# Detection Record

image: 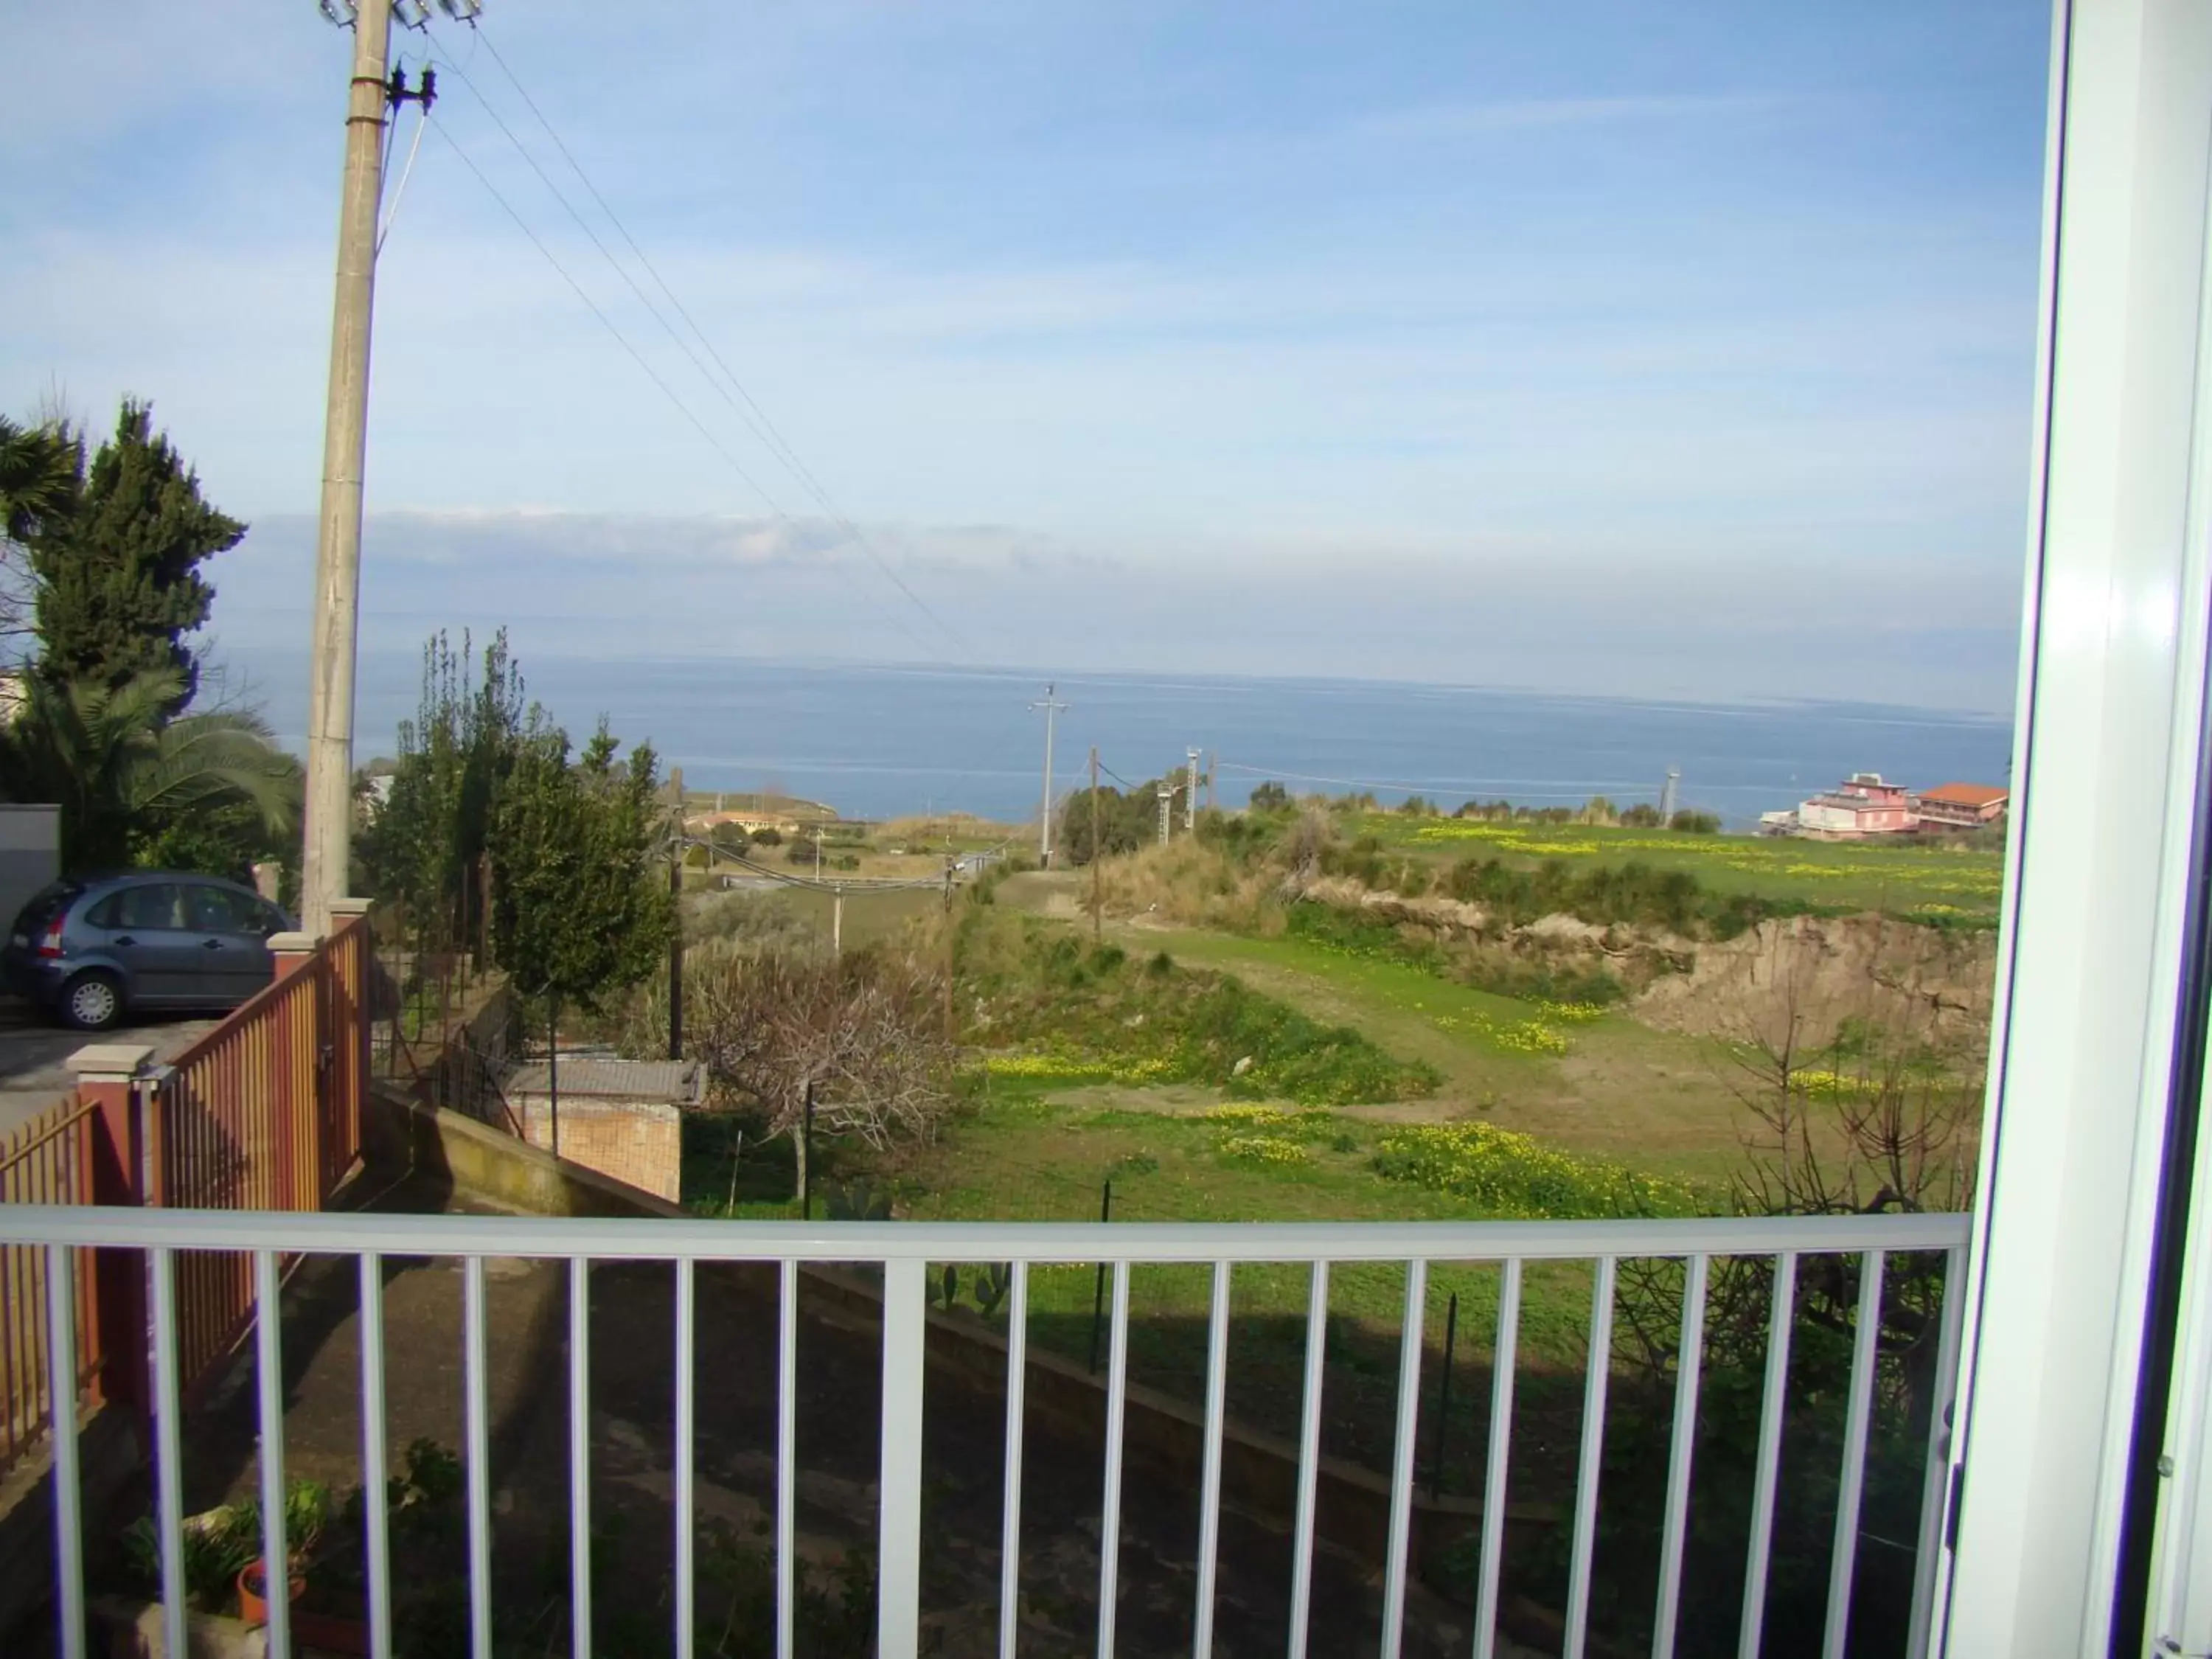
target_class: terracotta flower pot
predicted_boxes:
[235,1562,305,1628]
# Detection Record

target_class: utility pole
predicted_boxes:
[813,827,823,881]
[942,854,957,1041]
[1030,684,1068,866]
[1090,747,1102,944]
[667,767,684,1060]
[302,0,407,937]
[1158,780,1174,846]
[1186,748,1200,832]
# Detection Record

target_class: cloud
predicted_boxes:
[200,509,2024,712]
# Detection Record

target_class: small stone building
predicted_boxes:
[503,1057,704,1203]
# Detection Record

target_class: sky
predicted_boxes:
[0,1,2052,712]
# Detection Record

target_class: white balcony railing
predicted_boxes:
[1,1205,1970,1659]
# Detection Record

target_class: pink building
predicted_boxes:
[1796,772,1918,838]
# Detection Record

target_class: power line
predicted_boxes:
[428,119,787,515]
[425,118,951,667]
[430,18,979,667]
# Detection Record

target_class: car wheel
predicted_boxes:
[60,972,122,1032]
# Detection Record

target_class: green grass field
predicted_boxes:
[684,1074,1607,1495]
[1141,925,1781,1187]
[1350,815,2004,922]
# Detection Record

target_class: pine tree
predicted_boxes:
[27,400,244,714]
[490,719,675,1137]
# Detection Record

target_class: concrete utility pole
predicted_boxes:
[1089,746,1102,944]
[667,768,685,1061]
[1030,684,1068,866]
[1158,780,1174,846]
[301,0,398,938]
[1186,748,1200,832]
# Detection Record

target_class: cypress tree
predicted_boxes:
[28,400,244,714]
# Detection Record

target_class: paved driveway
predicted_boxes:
[0,998,222,1139]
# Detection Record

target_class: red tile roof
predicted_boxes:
[1919,783,2008,807]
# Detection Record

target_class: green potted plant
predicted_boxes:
[237,1479,330,1629]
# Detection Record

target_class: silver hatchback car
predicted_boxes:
[3,872,294,1031]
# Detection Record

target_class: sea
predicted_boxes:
[218,647,2014,831]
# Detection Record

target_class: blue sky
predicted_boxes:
[0,1,2051,709]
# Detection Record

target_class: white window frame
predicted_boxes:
[1941,1,2212,1651]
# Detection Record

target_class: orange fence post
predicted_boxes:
[63,1044,153,1421]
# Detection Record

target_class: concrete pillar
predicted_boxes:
[268,931,321,983]
[65,1044,154,1416]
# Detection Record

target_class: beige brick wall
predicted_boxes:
[513,1094,681,1203]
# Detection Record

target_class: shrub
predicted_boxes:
[1372,1121,1696,1218]
[1217,1134,1315,1167]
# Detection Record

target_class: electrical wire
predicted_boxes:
[377,103,431,253]
[421,120,972,667]
[429,18,980,667]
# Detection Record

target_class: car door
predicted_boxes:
[182,883,276,1007]
[87,882,196,1004]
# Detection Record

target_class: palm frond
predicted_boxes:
[125,710,301,834]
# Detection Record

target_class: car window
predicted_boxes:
[97,884,186,932]
[11,880,83,935]
[189,885,248,932]
[185,884,266,933]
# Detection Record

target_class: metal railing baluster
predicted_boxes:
[878,1257,927,1658]
[254,1248,291,1659]
[46,1243,85,1659]
[360,1251,394,1659]
[150,1247,187,1659]
[778,1257,798,1659]
[675,1256,696,1659]
[1564,1256,1618,1659]
[1193,1259,1231,1658]
[999,1259,1031,1659]
[1382,1258,1430,1659]
[1740,1251,1799,1659]
[1653,1253,1709,1659]
[1096,1259,1132,1659]
[465,1254,493,1658]
[1474,1257,1522,1659]
[1823,1251,1888,1659]
[1287,1258,1329,1659]
[571,1257,594,1659]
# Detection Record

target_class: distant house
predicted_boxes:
[1919,782,2009,832]
[687,809,803,838]
[1795,773,1918,839]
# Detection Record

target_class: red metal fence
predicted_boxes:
[0,1102,99,1473]
[0,911,372,1473]
[149,913,369,1400]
